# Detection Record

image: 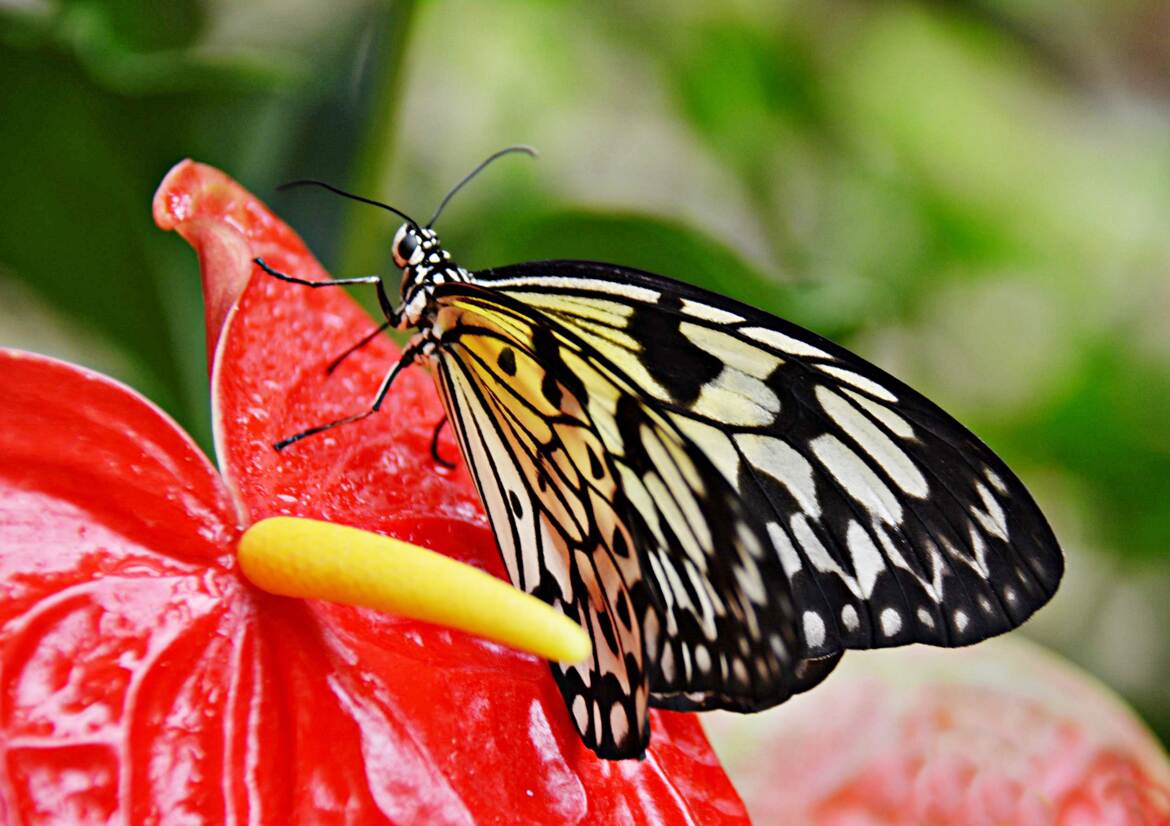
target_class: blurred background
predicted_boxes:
[2,0,1168,763]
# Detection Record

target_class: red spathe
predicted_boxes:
[0,161,747,824]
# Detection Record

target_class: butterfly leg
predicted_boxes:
[253,257,398,324]
[325,320,393,375]
[429,417,456,469]
[273,340,423,451]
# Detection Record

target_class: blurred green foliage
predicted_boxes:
[2,0,1169,744]
[0,0,411,441]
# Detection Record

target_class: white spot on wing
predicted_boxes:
[842,388,915,439]
[609,704,630,746]
[680,299,744,324]
[646,552,677,634]
[820,365,898,402]
[684,560,720,639]
[846,520,886,598]
[742,326,834,359]
[873,524,923,594]
[674,417,740,484]
[973,482,1010,541]
[572,695,588,732]
[641,426,712,555]
[539,293,636,324]
[659,644,676,681]
[486,274,661,303]
[680,322,778,378]
[735,561,768,605]
[791,514,861,598]
[967,523,992,577]
[810,434,903,524]
[767,522,803,575]
[737,434,821,518]
[985,465,1008,495]
[644,472,706,567]
[880,608,903,636]
[803,611,826,648]
[659,552,694,616]
[693,367,779,426]
[619,465,665,548]
[732,658,750,687]
[736,521,767,561]
[841,604,860,632]
[816,385,928,497]
[695,644,712,674]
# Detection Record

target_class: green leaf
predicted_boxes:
[0,2,415,450]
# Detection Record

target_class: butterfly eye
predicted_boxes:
[392,226,420,268]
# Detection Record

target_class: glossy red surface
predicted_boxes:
[0,161,748,823]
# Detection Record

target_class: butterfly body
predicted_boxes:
[362,218,1063,759]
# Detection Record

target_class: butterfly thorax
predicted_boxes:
[392,224,470,329]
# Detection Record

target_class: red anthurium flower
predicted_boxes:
[0,161,748,823]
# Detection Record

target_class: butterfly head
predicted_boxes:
[391,222,428,270]
[391,222,467,328]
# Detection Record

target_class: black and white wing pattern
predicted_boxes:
[429,284,843,758]
[425,260,1062,759]
[469,262,1063,660]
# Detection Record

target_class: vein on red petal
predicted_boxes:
[326,673,477,826]
[242,594,419,822]
[122,590,242,823]
[0,571,242,822]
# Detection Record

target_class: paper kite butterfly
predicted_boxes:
[259,146,1064,760]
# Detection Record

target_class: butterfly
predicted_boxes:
[260,146,1064,760]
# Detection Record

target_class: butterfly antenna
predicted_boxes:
[427,144,538,228]
[277,179,420,230]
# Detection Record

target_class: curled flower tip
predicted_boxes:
[238,517,592,664]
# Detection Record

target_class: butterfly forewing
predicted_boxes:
[470,261,1063,659]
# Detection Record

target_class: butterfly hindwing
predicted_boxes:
[431,295,655,757]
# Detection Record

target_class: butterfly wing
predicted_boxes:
[429,284,841,757]
[471,261,1064,665]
